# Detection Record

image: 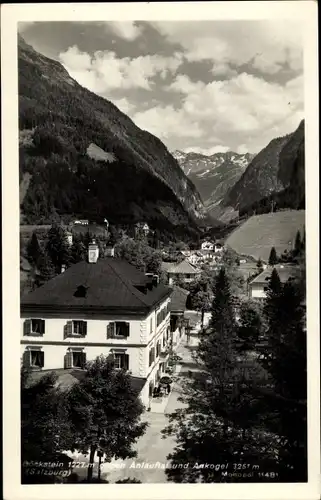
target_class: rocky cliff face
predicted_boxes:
[173,150,253,207]
[18,35,205,235]
[208,120,305,220]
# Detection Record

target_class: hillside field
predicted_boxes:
[225,210,305,262]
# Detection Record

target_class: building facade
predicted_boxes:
[21,242,173,407]
[249,264,301,300]
[201,241,214,251]
[161,259,201,286]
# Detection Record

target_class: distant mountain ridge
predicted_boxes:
[18,35,207,239]
[173,150,254,207]
[218,120,305,220]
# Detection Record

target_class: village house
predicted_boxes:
[186,251,201,267]
[201,241,214,251]
[161,259,201,286]
[73,219,89,226]
[248,264,301,300]
[214,241,224,254]
[135,222,150,239]
[20,240,173,407]
[197,240,224,265]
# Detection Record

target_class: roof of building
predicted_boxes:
[26,368,146,394]
[165,259,201,274]
[21,258,172,313]
[160,261,176,272]
[169,286,190,312]
[250,265,301,285]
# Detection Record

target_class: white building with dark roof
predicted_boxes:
[249,265,301,300]
[161,259,201,285]
[20,241,173,407]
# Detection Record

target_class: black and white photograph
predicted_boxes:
[2,2,319,499]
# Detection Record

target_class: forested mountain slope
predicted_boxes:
[18,35,206,239]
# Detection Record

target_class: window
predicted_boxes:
[113,353,129,370]
[64,350,86,369]
[23,349,44,369]
[150,318,153,334]
[185,274,191,279]
[23,319,45,336]
[156,341,161,357]
[73,351,86,368]
[73,321,87,335]
[107,322,130,339]
[64,320,87,338]
[149,347,155,366]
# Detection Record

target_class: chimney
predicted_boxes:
[88,239,99,263]
[152,274,159,287]
[145,273,154,291]
[61,264,66,273]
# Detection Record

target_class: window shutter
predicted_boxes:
[67,321,73,336]
[107,323,115,339]
[23,320,32,336]
[23,350,31,367]
[39,351,45,368]
[80,352,87,368]
[124,354,129,371]
[125,322,130,337]
[64,351,73,369]
[40,320,45,335]
[106,352,115,365]
[82,322,87,337]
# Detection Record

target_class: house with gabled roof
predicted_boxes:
[161,259,201,286]
[249,264,301,300]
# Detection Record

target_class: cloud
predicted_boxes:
[236,144,249,154]
[59,46,184,92]
[104,21,144,41]
[151,20,303,75]
[162,71,303,153]
[132,105,204,139]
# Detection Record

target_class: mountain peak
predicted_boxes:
[173,150,254,206]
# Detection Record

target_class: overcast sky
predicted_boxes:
[19,21,304,155]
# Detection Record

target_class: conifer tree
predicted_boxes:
[294,230,302,256]
[45,224,71,273]
[237,302,262,352]
[256,257,264,273]
[268,246,278,266]
[36,252,56,286]
[260,279,307,481]
[163,268,273,482]
[26,232,42,266]
[70,236,86,264]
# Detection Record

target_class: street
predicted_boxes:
[65,314,202,483]
[101,334,200,483]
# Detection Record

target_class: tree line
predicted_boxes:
[21,356,147,484]
[22,224,166,294]
[163,261,306,482]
